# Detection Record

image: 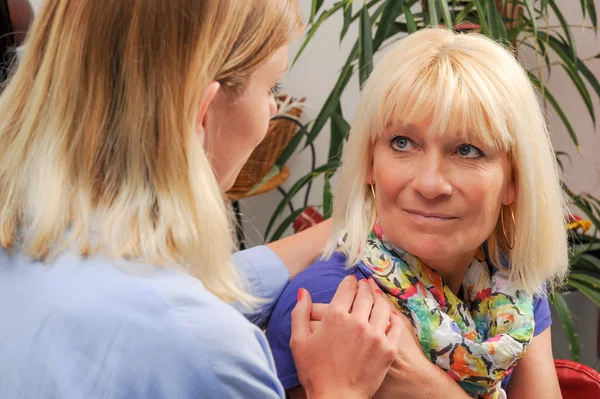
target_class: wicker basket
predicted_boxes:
[227,95,305,195]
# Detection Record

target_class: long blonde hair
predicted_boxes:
[325,28,569,295]
[0,0,302,304]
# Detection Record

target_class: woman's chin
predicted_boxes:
[392,234,455,261]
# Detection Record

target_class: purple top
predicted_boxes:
[266,252,552,392]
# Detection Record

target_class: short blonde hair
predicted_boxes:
[325,28,568,295]
[0,0,302,304]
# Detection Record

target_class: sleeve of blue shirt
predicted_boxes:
[265,252,553,391]
[231,246,290,329]
[266,252,356,390]
[144,266,287,399]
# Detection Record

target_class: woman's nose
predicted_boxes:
[410,154,452,200]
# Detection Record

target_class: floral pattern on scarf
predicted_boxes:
[356,230,535,398]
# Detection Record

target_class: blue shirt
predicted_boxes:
[0,246,289,398]
[266,252,552,392]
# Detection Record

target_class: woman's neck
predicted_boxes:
[419,251,476,295]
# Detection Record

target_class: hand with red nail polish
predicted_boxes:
[290,275,402,399]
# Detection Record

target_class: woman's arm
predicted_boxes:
[506,328,561,398]
[231,220,332,327]
[267,219,332,279]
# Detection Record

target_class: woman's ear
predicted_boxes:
[366,169,374,185]
[366,152,375,185]
[503,177,517,206]
[196,81,221,142]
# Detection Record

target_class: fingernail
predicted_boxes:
[375,289,384,295]
[297,288,304,302]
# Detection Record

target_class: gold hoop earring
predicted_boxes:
[501,206,516,250]
[370,184,376,200]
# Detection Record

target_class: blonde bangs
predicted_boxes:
[371,51,514,154]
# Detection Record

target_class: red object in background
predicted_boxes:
[293,206,324,233]
[555,359,600,398]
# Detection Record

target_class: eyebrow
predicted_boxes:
[384,122,421,135]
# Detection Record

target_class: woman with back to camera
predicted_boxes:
[267,28,568,399]
[0,1,403,398]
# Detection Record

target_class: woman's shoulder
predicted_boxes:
[266,251,359,348]
[0,249,281,397]
[280,251,358,302]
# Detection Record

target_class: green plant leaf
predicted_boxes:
[455,2,475,25]
[580,198,600,227]
[404,4,417,33]
[323,174,334,219]
[549,0,577,63]
[359,4,375,88]
[341,2,354,42]
[567,273,600,307]
[523,0,538,36]
[571,241,600,261]
[373,0,405,50]
[577,58,600,104]
[293,2,346,66]
[541,0,550,14]
[329,102,350,162]
[347,0,385,25]
[304,48,357,148]
[528,72,580,150]
[567,274,600,308]
[487,0,508,41]
[265,162,340,240]
[580,254,600,273]
[310,0,326,24]
[587,0,598,30]
[541,32,600,104]
[560,65,596,126]
[580,0,587,19]
[537,40,552,79]
[472,0,489,34]
[550,293,580,362]
[428,0,439,26]
[275,122,309,167]
[438,0,453,28]
[269,207,308,242]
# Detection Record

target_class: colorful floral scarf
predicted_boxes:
[356,228,535,399]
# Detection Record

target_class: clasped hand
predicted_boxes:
[291,276,457,399]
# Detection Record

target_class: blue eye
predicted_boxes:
[457,144,483,158]
[391,136,413,151]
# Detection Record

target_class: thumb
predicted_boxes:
[291,288,313,342]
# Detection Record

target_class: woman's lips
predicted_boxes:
[403,208,458,221]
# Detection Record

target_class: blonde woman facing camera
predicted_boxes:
[0,1,403,398]
[267,28,568,399]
